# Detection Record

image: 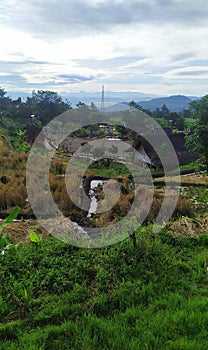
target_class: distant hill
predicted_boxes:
[6,91,199,113]
[138,95,196,112]
[101,95,200,113]
[61,91,159,106]
[102,102,132,113]
[7,90,160,106]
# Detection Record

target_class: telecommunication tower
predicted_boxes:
[101,85,105,113]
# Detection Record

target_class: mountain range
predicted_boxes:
[103,95,199,113]
[7,90,159,107]
[138,95,198,112]
[7,90,199,112]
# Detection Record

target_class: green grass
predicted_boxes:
[185,117,195,127]
[180,161,199,172]
[89,160,132,178]
[183,186,208,215]
[1,226,208,349]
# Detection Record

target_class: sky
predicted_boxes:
[0,0,208,97]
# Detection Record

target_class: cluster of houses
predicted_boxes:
[24,123,198,169]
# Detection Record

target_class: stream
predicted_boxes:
[87,180,103,217]
[0,179,104,247]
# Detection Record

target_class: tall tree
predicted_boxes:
[186,95,208,171]
[160,104,170,118]
[26,90,71,125]
[129,101,152,116]
[165,112,185,131]
[0,88,13,113]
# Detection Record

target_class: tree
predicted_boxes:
[173,115,185,131]
[160,104,170,118]
[90,102,97,111]
[186,95,208,171]
[0,88,6,99]
[75,103,91,125]
[182,108,192,118]
[165,112,185,131]
[98,128,106,138]
[0,88,13,113]
[26,90,71,125]
[129,101,143,109]
[153,107,161,118]
[0,127,13,150]
[76,101,86,107]
[13,129,31,152]
[129,101,152,116]
[72,127,88,137]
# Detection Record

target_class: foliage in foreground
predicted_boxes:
[0,226,208,350]
[187,95,208,172]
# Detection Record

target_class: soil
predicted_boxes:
[1,220,49,244]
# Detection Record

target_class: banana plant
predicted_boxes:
[0,206,20,254]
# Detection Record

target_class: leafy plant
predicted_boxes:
[0,206,20,235]
[29,231,42,245]
[0,206,20,254]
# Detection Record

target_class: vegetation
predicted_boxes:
[0,206,20,254]
[186,95,208,171]
[0,88,71,127]
[0,87,208,349]
[1,223,208,349]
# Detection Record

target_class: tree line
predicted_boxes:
[0,87,208,171]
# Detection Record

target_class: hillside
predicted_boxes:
[138,95,194,112]
[102,95,199,113]
[7,90,159,107]
[101,102,132,113]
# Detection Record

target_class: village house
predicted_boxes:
[24,123,199,169]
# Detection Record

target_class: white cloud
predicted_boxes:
[0,0,208,95]
[165,66,208,79]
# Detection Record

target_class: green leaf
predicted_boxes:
[0,206,20,234]
[0,233,10,250]
[29,231,41,243]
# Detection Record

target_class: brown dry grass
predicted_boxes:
[0,149,81,216]
[94,185,195,227]
[154,173,208,186]
[1,219,49,243]
[0,145,206,241]
[166,214,208,237]
[0,146,28,212]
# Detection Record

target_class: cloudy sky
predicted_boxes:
[0,0,208,96]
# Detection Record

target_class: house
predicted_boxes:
[24,123,199,169]
[24,123,54,150]
[142,128,199,169]
[24,124,42,146]
[123,145,152,165]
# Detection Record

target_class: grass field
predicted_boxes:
[0,145,208,349]
[1,226,208,350]
[0,183,208,349]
